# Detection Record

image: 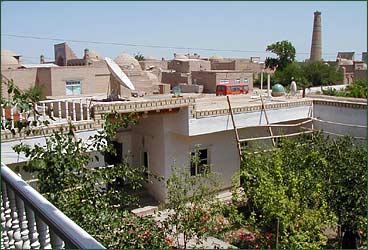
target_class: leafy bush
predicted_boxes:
[322,80,367,98]
[236,133,366,249]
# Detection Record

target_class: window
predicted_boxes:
[66,80,81,95]
[105,141,123,166]
[236,79,241,84]
[230,86,241,92]
[220,79,229,84]
[244,79,249,84]
[190,149,209,176]
[217,85,226,91]
[142,151,149,177]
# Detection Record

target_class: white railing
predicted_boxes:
[1,163,105,249]
[1,98,93,130]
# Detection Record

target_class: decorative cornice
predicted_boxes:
[194,100,313,118]
[93,97,195,114]
[313,99,366,109]
[1,121,96,142]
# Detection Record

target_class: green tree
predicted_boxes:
[162,150,229,248]
[1,80,46,135]
[134,52,145,61]
[301,61,343,87]
[236,133,366,249]
[265,40,296,71]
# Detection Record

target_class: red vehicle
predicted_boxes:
[216,84,249,96]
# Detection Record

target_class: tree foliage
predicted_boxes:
[236,133,366,249]
[322,79,367,99]
[301,61,343,87]
[1,80,47,135]
[163,153,230,248]
[265,40,296,71]
[273,62,309,89]
[134,52,145,61]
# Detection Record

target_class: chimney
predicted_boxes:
[40,55,45,64]
[310,11,322,61]
[84,48,90,64]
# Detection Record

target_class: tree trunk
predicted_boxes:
[302,87,306,98]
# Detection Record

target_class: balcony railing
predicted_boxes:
[1,162,105,249]
[1,97,93,130]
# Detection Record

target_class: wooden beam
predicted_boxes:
[260,95,275,146]
[227,96,243,161]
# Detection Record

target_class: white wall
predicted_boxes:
[188,106,311,136]
[313,103,366,140]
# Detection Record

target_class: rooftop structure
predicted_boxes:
[310,11,322,61]
[1,44,162,99]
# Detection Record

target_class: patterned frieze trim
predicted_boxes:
[1,121,96,142]
[194,100,313,118]
[93,97,195,115]
[313,99,367,109]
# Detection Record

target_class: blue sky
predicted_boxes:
[1,1,367,63]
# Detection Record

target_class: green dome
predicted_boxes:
[272,84,285,97]
[272,84,285,92]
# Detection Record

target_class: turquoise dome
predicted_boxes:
[272,84,285,97]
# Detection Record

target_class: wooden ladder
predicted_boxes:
[226,95,275,162]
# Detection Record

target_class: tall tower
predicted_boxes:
[310,11,322,61]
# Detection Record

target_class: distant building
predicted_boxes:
[191,70,253,93]
[161,54,211,87]
[337,52,355,61]
[1,44,161,99]
[335,51,367,84]
[209,57,263,79]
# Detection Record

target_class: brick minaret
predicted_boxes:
[310,11,322,61]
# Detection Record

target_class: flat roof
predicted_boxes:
[20,63,59,68]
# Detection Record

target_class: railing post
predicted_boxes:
[72,101,77,121]
[58,101,62,122]
[35,215,51,249]
[42,103,47,120]
[10,107,14,129]
[34,103,39,122]
[1,182,10,248]
[7,186,22,248]
[1,106,5,128]
[50,102,54,119]
[80,99,84,121]
[25,205,40,249]
[16,194,31,248]
[65,101,69,121]
[50,229,65,249]
[86,99,90,120]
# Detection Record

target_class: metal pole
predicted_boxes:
[267,74,271,98]
[260,69,264,93]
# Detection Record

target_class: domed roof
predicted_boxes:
[272,84,285,97]
[1,50,18,57]
[88,50,102,61]
[174,54,188,59]
[209,55,224,60]
[1,54,19,66]
[145,72,159,82]
[114,53,141,70]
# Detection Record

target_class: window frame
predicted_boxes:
[190,148,210,176]
[65,80,81,95]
